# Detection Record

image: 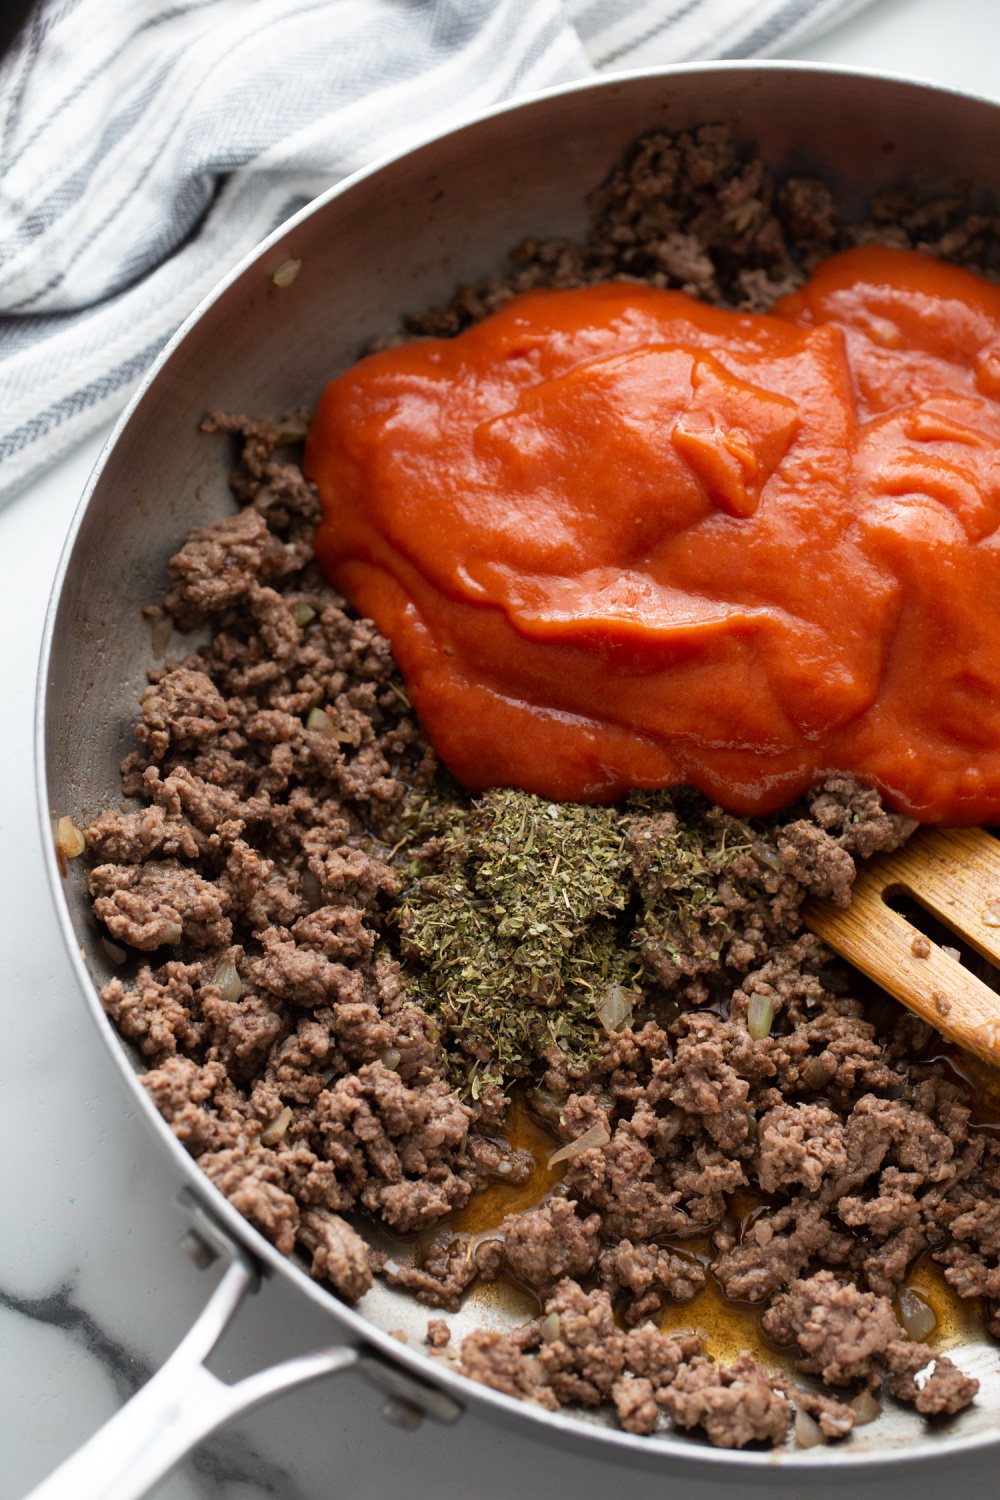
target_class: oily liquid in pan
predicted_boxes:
[391,1071,984,1368]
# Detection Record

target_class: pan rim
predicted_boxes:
[34,57,1000,1473]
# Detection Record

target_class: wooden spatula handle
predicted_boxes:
[803,827,1000,1066]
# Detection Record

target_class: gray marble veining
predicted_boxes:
[0,1278,309,1500]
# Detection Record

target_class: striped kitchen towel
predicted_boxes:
[0,0,875,504]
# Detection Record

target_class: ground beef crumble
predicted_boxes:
[81,123,996,1451]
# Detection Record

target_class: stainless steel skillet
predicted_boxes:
[32,60,1000,1500]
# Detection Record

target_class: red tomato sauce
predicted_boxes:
[306,246,1000,822]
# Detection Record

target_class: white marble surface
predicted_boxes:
[5,5,1000,1497]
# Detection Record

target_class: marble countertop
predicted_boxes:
[6,5,1000,1496]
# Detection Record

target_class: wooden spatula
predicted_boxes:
[802,827,1000,1066]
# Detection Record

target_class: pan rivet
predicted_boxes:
[381,1396,424,1430]
[180,1229,218,1269]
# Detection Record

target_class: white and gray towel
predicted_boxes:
[0,0,875,504]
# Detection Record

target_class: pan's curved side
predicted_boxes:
[34,61,1000,1483]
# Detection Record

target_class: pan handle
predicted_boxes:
[24,1250,359,1500]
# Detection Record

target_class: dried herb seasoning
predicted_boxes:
[390,784,796,1095]
[625,790,761,985]
[394,788,642,1094]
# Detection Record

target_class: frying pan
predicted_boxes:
[32,60,1000,1500]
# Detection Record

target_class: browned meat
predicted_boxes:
[84,122,1000,1451]
[536,1280,627,1406]
[886,1342,979,1415]
[141,1055,243,1155]
[761,1271,901,1389]
[460,1329,558,1409]
[136,668,234,759]
[165,506,273,627]
[562,1120,687,1242]
[612,1375,659,1435]
[861,1224,927,1299]
[715,1202,852,1303]
[775,178,838,249]
[298,1208,372,1300]
[776,822,857,908]
[757,1102,846,1194]
[600,1239,705,1324]
[198,1147,301,1255]
[426,1319,451,1348]
[87,804,202,863]
[663,1018,751,1153]
[91,859,232,949]
[370,1238,478,1312]
[245,926,363,1007]
[101,961,206,1056]
[622,1323,701,1385]
[781,1382,855,1440]
[500,1198,601,1290]
[807,777,918,857]
[658,1353,791,1449]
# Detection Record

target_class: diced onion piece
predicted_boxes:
[528,1086,565,1123]
[56,815,86,859]
[895,1287,937,1342]
[101,937,127,965]
[660,1108,684,1144]
[380,1047,402,1072]
[272,257,302,288]
[304,704,354,743]
[277,415,309,444]
[595,984,634,1034]
[747,992,774,1040]
[794,1408,824,1448]
[849,1390,882,1426]
[301,870,323,911]
[800,1055,830,1090]
[753,842,784,873]
[211,960,244,1005]
[306,706,332,734]
[547,1121,611,1169]
[541,1312,561,1344]
[150,614,174,658]
[293,602,316,627]
[260,1104,293,1146]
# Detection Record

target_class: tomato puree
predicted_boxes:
[307,246,1000,822]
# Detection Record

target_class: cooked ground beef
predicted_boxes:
[658,1351,792,1449]
[762,1270,979,1414]
[81,122,995,1452]
[394,122,1000,338]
